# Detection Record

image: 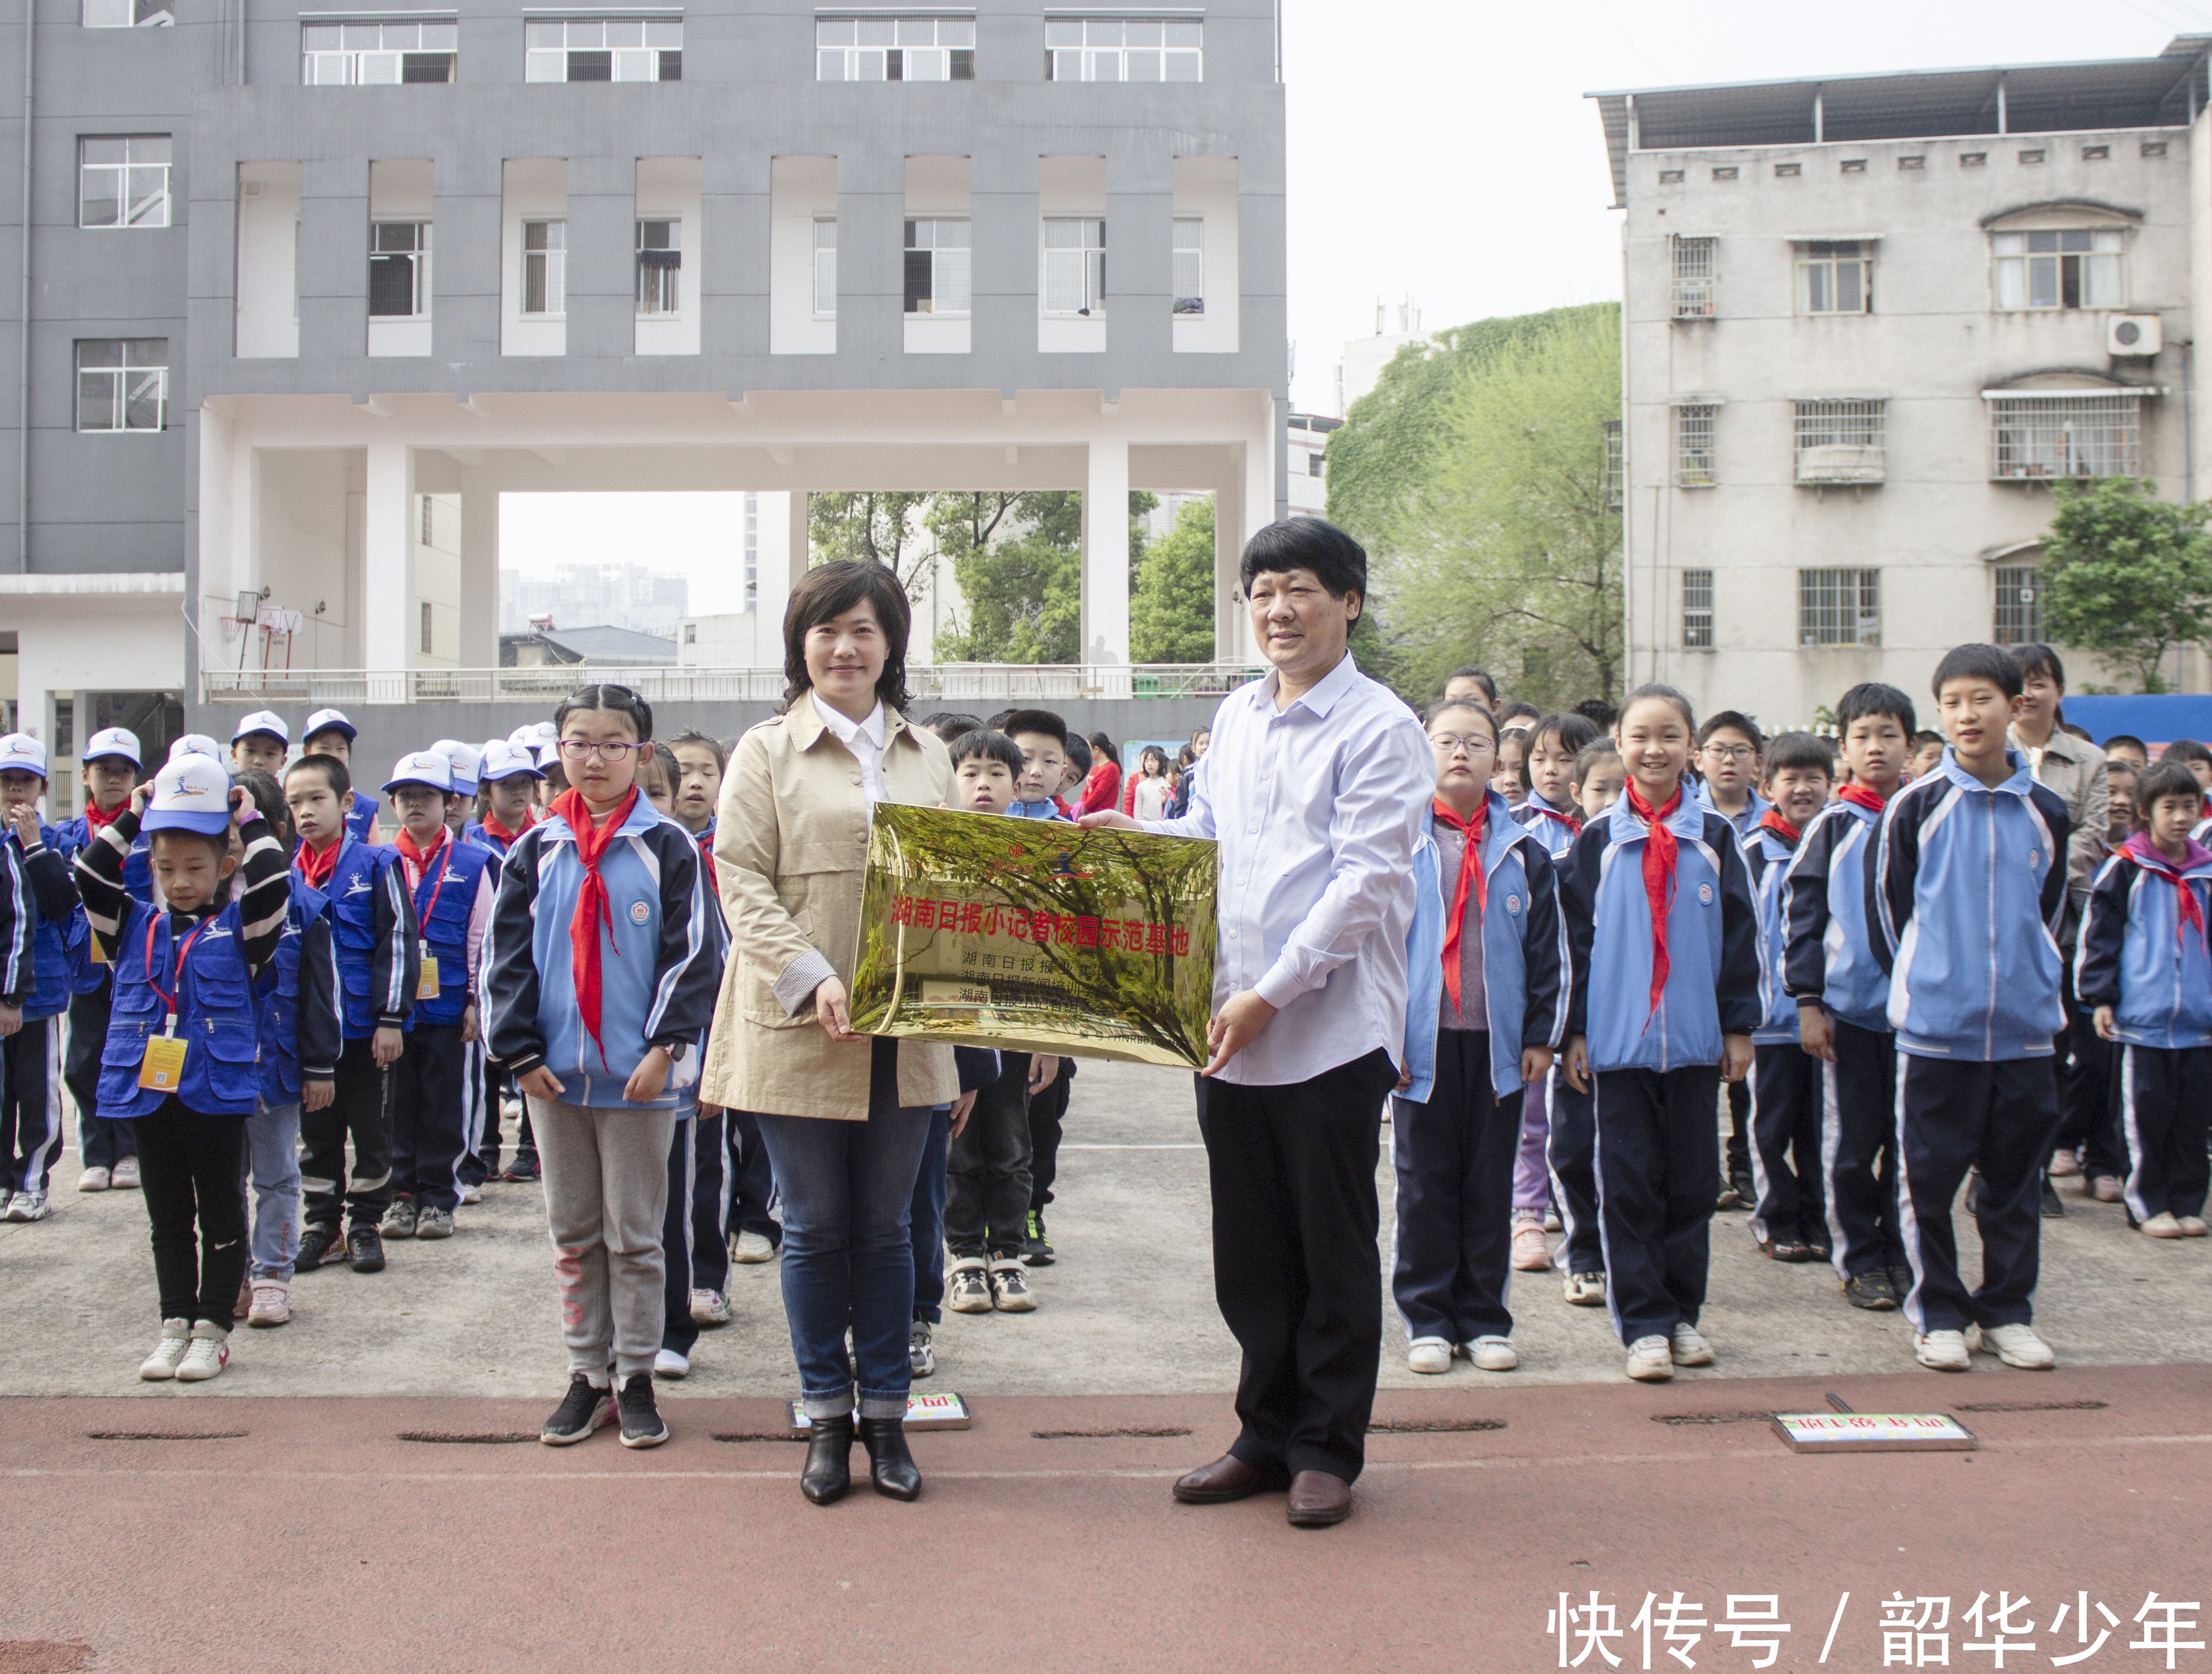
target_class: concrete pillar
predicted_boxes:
[459,478,499,669]
[1214,469,1245,668]
[1082,437,1130,677]
[362,439,414,700]
[755,490,795,662]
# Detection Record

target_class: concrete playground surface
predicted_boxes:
[1,1060,2207,1671]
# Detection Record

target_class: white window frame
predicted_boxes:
[635,218,680,317]
[524,18,680,82]
[1674,404,1716,487]
[813,216,838,318]
[1797,240,1871,315]
[1991,228,2127,311]
[1043,217,1105,317]
[75,338,167,432]
[370,220,431,320]
[1601,418,1623,511]
[1987,391,2141,480]
[1993,562,2044,646]
[1044,17,1201,81]
[78,136,171,230]
[816,16,974,80]
[1172,216,1203,315]
[1670,234,1714,318]
[1799,567,1882,648]
[301,20,456,84]
[522,218,565,316]
[1792,398,1886,485]
[903,217,970,316]
[1682,568,1713,649]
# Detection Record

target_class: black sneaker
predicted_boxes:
[541,1373,614,1445]
[1842,1270,1897,1310]
[503,1153,541,1183]
[618,1373,668,1449]
[1887,1262,1916,1300]
[295,1224,342,1273]
[1022,1210,1055,1267]
[346,1223,386,1273]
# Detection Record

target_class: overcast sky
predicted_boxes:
[507,0,2202,611]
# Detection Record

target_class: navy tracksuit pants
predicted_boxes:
[1391,1028,1519,1344]
[725,1107,781,1245]
[1545,1068,1601,1278]
[1823,1019,1902,1280]
[1,1015,65,1195]
[1897,1054,2062,1333]
[661,1115,700,1358]
[1594,1064,1721,1345]
[65,983,136,1171]
[689,1108,732,1293]
[1748,1042,1825,1249]
[388,1023,467,1214]
[2117,1044,2212,1224]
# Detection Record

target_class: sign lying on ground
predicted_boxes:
[788,1391,972,1436]
[1770,1410,1977,1453]
[849,804,1218,1069]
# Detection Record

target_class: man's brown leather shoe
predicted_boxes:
[1172,1453,1287,1505]
[1286,1470,1352,1527]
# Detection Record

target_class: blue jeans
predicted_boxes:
[910,1105,952,1324]
[753,1041,933,1420]
[242,1097,302,1281]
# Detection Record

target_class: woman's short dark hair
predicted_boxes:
[668,726,727,774]
[1087,732,1121,769]
[1238,517,1367,603]
[2137,759,2205,818]
[555,683,654,741]
[233,769,292,847]
[949,729,1025,778]
[782,559,913,715]
[286,753,351,801]
[2012,642,2067,690]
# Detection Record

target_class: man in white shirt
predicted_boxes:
[1083,519,1429,1528]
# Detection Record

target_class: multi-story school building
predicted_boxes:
[0,0,1288,808]
[1592,37,2212,726]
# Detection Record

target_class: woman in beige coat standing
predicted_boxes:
[701,559,966,1506]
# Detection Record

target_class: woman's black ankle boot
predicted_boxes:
[800,1413,853,1505]
[859,1416,921,1501]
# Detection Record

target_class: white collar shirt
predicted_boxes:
[1145,651,1431,1087]
[812,692,888,805]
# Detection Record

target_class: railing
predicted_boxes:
[199,663,1267,706]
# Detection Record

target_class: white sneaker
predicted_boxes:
[1468,1335,1519,1372]
[457,1182,483,1205]
[174,1322,230,1382]
[246,1280,291,1328]
[690,1287,733,1326]
[2142,1212,2185,1239]
[7,1190,49,1223]
[732,1230,776,1264]
[653,1348,690,1380]
[1562,1270,1606,1307]
[1915,1329,1971,1372]
[1626,1336,1674,1381]
[77,1166,111,1193]
[1407,1337,1452,1375]
[947,1258,992,1314]
[110,1157,140,1190]
[138,1318,191,1381]
[1970,1322,2055,1370]
[1670,1323,1714,1366]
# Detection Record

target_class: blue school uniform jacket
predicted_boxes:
[483,797,719,1110]
[407,835,497,1030]
[345,789,380,845]
[1398,790,1568,1103]
[317,835,420,1039]
[256,877,341,1104]
[1561,792,1762,1075]
[1874,748,2071,1062]
[1741,818,1806,1045]
[1781,797,1891,1035]
[1510,793,1579,861]
[5,822,82,1020]
[2074,844,2212,1051]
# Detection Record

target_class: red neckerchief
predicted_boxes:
[554,786,639,1069]
[697,834,718,897]
[1837,783,1888,817]
[1523,796,1582,838]
[2124,831,2211,951]
[1625,780,1683,1022]
[295,835,341,891]
[1430,797,1491,1015]
[481,807,534,848]
[83,799,127,832]
[393,825,447,888]
[1759,808,1803,847]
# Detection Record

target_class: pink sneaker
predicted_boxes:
[1511,1221,1551,1272]
[246,1280,292,1328]
[2047,1148,2081,1178]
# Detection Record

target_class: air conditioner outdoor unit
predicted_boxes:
[2109,314,2162,357]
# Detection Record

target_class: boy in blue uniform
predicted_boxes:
[1875,644,2071,1374]
[1694,711,1768,1209]
[2076,760,2212,1239]
[285,752,420,1274]
[230,710,291,779]
[302,708,385,846]
[53,726,147,1191]
[459,738,543,1191]
[0,735,80,1221]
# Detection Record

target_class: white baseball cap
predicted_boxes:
[168,733,224,763]
[381,750,455,796]
[82,727,142,767]
[0,732,48,780]
[428,739,483,795]
[519,720,561,767]
[232,710,289,746]
[478,739,544,782]
[144,753,234,836]
[303,707,357,743]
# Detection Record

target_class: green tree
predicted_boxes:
[1131,495,1216,663]
[931,490,1157,664]
[808,491,935,594]
[2042,476,2212,693]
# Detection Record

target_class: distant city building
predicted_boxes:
[1333,300,1428,416]
[500,562,691,639]
[1286,413,1340,516]
[500,623,679,668]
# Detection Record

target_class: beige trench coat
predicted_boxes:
[699,691,960,1119]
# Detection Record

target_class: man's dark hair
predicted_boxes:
[2011,642,2067,689]
[668,727,727,774]
[920,712,982,746]
[781,559,913,715]
[1835,682,1917,737]
[1443,665,1497,705]
[1763,732,1835,781]
[285,752,351,800]
[1529,713,1599,758]
[1572,698,1617,730]
[2159,738,2212,769]
[233,769,292,847]
[1695,709,1761,752]
[555,682,654,742]
[949,729,1024,778]
[999,709,1069,749]
[2105,734,2149,757]
[1238,517,1366,604]
[1932,643,2024,702]
[2136,760,2206,819]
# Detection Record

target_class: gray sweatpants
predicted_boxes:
[529,1095,681,1385]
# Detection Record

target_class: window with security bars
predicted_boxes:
[1671,235,1715,318]
[79,137,169,229]
[1988,394,2139,480]
[816,17,973,79]
[1793,399,1885,484]
[744,492,758,607]
[523,220,565,315]
[904,219,970,315]
[636,220,679,316]
[813,218,837,317]
[1675,406,1716,487]
[1682,569,1713,649]
[1993,564,2044,645]
[1602,419,1622,510]
[370,222,430,318]
[1992,229,2125,310]
[301,22,456,83]
[1044,218,1106,315]
[75,339,166,432]
[526,18,680,81]
[419,495,434,547]
[1798,240,1870,314]
[1173,217,1204,314]
[1799,568,1882,647]
[1045,18,1201,80]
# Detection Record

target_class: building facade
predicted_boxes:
[1593,39,2212,726]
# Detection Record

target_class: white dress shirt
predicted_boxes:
[812,691,888,804]
[1146,651,1431,1088]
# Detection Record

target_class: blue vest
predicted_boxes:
[409,836,495,1027]
[345,789,380,845]
[322,835,407,1037]
[7,825,74,1020]
[255,877,330,1103]
[97,899,259,1118]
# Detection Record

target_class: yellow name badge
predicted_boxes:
[417,959,441,1001]
[88,936,108,965]
[138,1033,187,1091]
